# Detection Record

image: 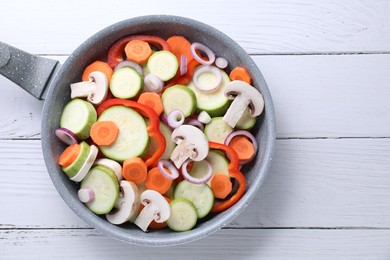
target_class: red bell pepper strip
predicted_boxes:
[107,35,171,68]
[97,99,166,167]
[209,142,247,213]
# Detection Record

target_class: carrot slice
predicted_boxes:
[229,136,255,161]
[124,40,153,64]
[229,66,252,85]
[82,61,113,82]
[166,36,193,63]
[90,121,119,146]
[59,143,81,167]
[211,173,233,199]
[145,167,173,194]
[122,157,148,184]
[137,92,164,116]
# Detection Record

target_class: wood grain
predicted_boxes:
[2,229,390,259]
[1,139,389,229]
[1,1,389,55]
[1,54,389,139]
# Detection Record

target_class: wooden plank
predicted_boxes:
[1,54,389,139]
[1,1,390,55]
[257,54,390,138]
[1,138,389,229]
[2,229,390,259]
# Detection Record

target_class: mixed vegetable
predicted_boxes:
[56,34,264,232]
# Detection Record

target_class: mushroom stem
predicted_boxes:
[223,94,250,128]
[70,81,96,99]
[134,204,159,232]
[170,140,196,168]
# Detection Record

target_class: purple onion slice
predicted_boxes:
[55,128,78,145]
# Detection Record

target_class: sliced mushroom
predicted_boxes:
[170,125,209,168]
[134,190,171,232]
[222,80,264,128]
[70,71,108,105]
[106,181,140,225]
[70,145,99,182]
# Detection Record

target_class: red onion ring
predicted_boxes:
[182,159,213,185]
[144,74,164,93]
[193,65,222,92]
[167,109,185,129]
[224,130,258,164]
[55,128,78,145]
[190,42,216,65]
[186,118,204,131]
[215,57,228,69]
[157,160,179,180]
[114,60,143,76]
[78,187,95,203]
[180,55,188,76]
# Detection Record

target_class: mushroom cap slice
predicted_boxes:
[87,71,108,105]
[224,80,264,117]
[106,181,140,225]
[171,125,209,162]
[70,71,108,105]
[134,190,171,232]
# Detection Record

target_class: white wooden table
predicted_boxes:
[1,1,390,259]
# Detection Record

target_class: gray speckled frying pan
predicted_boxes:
[0,15,275,246]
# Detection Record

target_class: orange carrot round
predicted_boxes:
[137,92,164,116]
[125,40,153,64]
[229,66,252,85]
[145,167,173,194]
[122,157,148,184]
[211,173,233,199]
[166,36,193,63]
[59,143,81,167]
[82,61,113,82]
[229,136,255,161]
[90,121,119,146]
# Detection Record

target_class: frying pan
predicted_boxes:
[0,15,276,246]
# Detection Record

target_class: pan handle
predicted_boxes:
[0,41,59,100]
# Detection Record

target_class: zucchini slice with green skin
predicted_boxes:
[147,50,178,81]
[167,198,198,232]
[80,166,119,215]
[204,117,233,144]
[236,107,257,130]
[188,69,231,117]
[110,67,143,99]
[174,180,214,219]
[98,106,149,162]
[162,85,197,117]
[189,150,230,186]
[60,99,97,140]
[62,141,90,178]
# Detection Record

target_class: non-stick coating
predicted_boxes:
[41,15,276,246]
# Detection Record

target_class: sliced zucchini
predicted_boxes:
[204,117,233,144]
[167,198,198,232]
[147,50,178,81]
[174,180,214,219]
[162,85,197,117]
[80,166,119,215]
[236,108,257,130]
[62,141,90,178]
[110,67,143,99]
[188,69,231,117]
[98,106,149,162]
[60,99,97,140]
